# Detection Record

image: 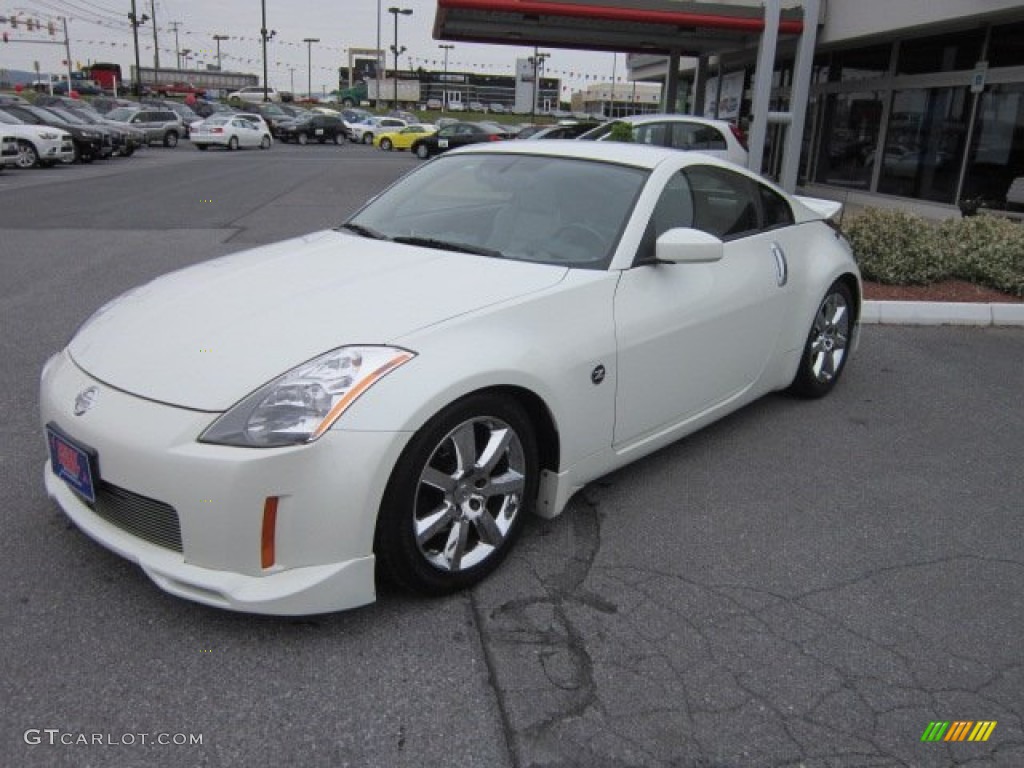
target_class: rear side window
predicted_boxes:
[669,123,727,151]
[759,184,795,229]
[633,122,669,146]
[683,165,759,240]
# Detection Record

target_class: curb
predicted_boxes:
[861,301,1024,327]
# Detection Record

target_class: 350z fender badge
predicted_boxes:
[74,386,99,416]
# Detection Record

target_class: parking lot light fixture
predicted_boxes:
[388,7,413,110]
[260,0,276,102]
[213,34,229,71]
[439,44,454,111]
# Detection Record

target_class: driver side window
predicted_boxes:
[635,172,695,264]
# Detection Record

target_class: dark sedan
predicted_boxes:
[411,121,506,159]
[276,114,349,145]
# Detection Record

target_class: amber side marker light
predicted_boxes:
[261,497,279,569]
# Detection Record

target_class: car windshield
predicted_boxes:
[345,152,648,270]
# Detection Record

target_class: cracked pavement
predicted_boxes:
[470,326,1024,767]
[1,148,1020,767]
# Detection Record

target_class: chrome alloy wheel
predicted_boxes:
[413,416,526,572]
[809,290,850,383]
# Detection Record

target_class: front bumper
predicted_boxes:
[40,350,411,615]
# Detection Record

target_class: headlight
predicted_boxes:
[199,346,415,448]
[39,131,60,140]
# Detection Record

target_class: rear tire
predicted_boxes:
[164,131,179,148]
[260,136,271,149]
[227,136,239,151]
[298,133,308,145]
[789,280,855,398]
[380,138,393,151]
[415,143,430,159]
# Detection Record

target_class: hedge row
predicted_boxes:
[844,208,1024,297]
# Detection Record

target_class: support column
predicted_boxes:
[664,50,680,114]
[747,0,780,175]
[779,0,820,191]
[693,54,710,117]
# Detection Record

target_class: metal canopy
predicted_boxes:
[433,0,804,56]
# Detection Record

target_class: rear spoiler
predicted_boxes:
[795,195,843,222]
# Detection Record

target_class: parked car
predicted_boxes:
[90,96,140,115]
[489,103,507,114]
[104,107,184,148]
[227,86,283,104]
[154,81,206,98]
[578,114,749,166]
[347,116,407,145]
[374,124,437,151]
[0,104,108,163]
[190,114,273,150]
[39,141,860,614]
[425,98,442,110]
[192,99,236,119]
[522,122,602,140]
[410,121,505,159]
[0,110,76,167]
[240,101,291,133]
[469,101,485,112]
[142,100,201,136]
[276,114,349,144]
[44,105,140,157]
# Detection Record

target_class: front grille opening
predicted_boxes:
[92,482,183,553]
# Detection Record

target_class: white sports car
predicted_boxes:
[40,141,860,615]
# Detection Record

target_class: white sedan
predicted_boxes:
[191,115,272,151]
[40,142,860,615]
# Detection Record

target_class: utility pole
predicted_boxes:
[530,48,549,121]
[128,0,149,95]
[260,0,275,101]
[149,0,159,72]
[303,37,319,100]
[438,43,453,111]
[62,17,72,90]
[169,21,182,69]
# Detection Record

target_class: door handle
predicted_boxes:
[770,242,788,287]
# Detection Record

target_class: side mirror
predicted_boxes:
[654,227,724,264]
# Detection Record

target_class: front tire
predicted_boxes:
[414,143,430,159]
[380,138,393,151]
[164,131,179,148]
[362,132,373,145]
[260,135,271,149]
[16,140,39,169]
[789,280,854,398]
[298,133,308,145]
[375,394,538,596]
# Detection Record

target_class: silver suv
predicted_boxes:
[104,107,184,147]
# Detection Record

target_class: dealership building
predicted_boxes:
[434,0,1024,216]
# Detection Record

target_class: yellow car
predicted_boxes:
[374,124,437,151]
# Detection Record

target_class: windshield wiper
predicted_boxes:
[391,235,504,259]
[339,222,389,240]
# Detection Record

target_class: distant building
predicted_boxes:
[570,82,662,118]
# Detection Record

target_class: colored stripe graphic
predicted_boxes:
[921,721,997,742]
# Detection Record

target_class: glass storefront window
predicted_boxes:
[962,84,1024,208]
[986,21,1024,69]
[812,91,883,189]
[831,45,891,82]
[877,87,972,203]
[896,30,985,75]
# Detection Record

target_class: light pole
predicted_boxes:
[388,7,412,111]
[303,37,319,100]
[438,43,453,111]
[127,1,149,96]
[530,48,549,121]
[375,0,382,108]
[260,0,276,101]
[213,34,228,71]
[180,49,192,70]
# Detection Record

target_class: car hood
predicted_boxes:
[69,230,567,411]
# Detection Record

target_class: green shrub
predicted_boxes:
[844,208,950,285]
[941,214,1024,297]
[607,121,634,143]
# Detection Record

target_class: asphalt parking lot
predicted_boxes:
[1,142,1021,768]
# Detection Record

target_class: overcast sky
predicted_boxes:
[1,0,624,94]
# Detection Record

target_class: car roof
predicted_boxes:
[452,138,735,171]
[607,113,735,129]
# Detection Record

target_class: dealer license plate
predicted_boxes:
[46,424,97,504]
